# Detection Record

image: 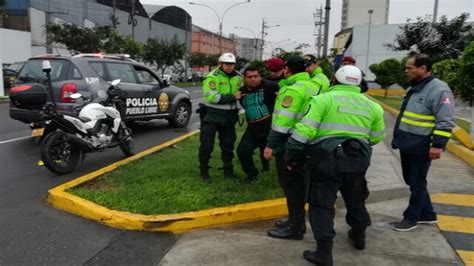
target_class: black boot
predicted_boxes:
[200,167,210,182]
[267,222,305,240]
[348,228,366,250]
[224,168,239,179]
[274,218,289,228]
[303,242,333,265]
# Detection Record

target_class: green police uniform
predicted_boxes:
[266,71,319,238]
[309,67,330,95]
[198,67,242,178]
[285,84,385,264]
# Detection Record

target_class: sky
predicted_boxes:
[141,0,474,57]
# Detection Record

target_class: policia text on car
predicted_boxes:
[285,65,385,265]
[198,53,242,182]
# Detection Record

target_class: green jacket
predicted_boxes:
[201,68,242,125]
[286,84,385,152]
[266,72,319,155]
[310,67,330,94]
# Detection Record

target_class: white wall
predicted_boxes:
[1,28,32,64]
[344,23,408,80]
[343,0,389,30]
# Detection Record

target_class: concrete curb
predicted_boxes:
[368,96,474,167]
[47,129,288,233]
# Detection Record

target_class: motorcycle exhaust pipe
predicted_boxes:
[65,134,94,152]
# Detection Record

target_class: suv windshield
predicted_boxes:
[17,59,70,84]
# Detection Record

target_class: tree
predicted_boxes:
[369,59,400,97]
[190,53,207,68]
[0,0,6,17]
[432,59,461,91]
[235,56,249,71]
[318,58,333,80]
[457,41,474,136]
[46,23,111,53]
[102,31,143,60]
[385,13,474,62]
[45,23,143,59]
[206,54,219,71]
[143,35,186,77]
[273,48,303,61]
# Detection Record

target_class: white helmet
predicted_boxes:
[218,52,236,64]
[335,65,362,86]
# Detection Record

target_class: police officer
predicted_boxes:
[390,53,455,231]
[263,56,319,239]
[285,65,385,265]
[304,54,330,94]
[198,52,242,181]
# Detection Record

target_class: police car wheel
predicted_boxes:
[168,102,190,128]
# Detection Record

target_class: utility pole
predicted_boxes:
[433,0,439,22]
[313,6,324,58]
[112,0,118,29]
[322,0,331,58]
[129,0,138,40]
[260,18,266,61]
[365,9,374,74]
[45,0,68,54]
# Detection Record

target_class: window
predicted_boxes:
[17,59,69,83]
[106,63,137,84]
[89,62,107,80]
[134,66,159,85]
[69,66,83,80]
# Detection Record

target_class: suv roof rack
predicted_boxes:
[33,54,65,58]
[72,53,136,62]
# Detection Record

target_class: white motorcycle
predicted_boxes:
[40,61,134,174]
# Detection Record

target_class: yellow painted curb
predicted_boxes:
[368,96,474,168]
[367,88,405,97]
[47,129,288,233]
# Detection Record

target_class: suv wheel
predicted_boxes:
[168,101,191,128]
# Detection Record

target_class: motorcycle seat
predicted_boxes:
[79,116,92,123]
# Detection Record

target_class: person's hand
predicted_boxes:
[234,91,242,100]
[263,147,273,160]
[429,147,443,160]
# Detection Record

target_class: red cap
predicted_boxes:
[342,56,356,64]
[265,57,286,72]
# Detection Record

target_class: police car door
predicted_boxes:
[133,66,170,116]
[104,62,150,119]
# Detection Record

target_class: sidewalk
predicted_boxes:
[157,113,473,265]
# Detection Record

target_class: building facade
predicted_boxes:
[234,37,262,61]
[333,23,408,81]
[191,25,236,56]
[341,0,390,30]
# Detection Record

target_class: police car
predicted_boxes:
[9,53,192,132]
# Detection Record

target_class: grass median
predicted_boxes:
[68,124,283,215]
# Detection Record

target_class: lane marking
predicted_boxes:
[456,250,474,265]
[431,193,474,207]
[437,215,474,234]
[0,135,32,145]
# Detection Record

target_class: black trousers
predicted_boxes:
[308,147,371,244]
[400,151,436,223]
[237,128,268,177]
[276,153,306,225]
[198,121,236,170]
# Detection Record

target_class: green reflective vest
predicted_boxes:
[310,67,330,94]
[201,68,241,125]
[290,84,385,145]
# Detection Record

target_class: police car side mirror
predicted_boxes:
[161,79,169,88]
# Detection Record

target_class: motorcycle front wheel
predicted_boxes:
[41,131,82,175]
[117,125,135,157]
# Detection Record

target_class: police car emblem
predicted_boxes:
[281,96,293,108]
[159,92,170,112]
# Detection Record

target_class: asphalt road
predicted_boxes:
[0,86,202,265]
